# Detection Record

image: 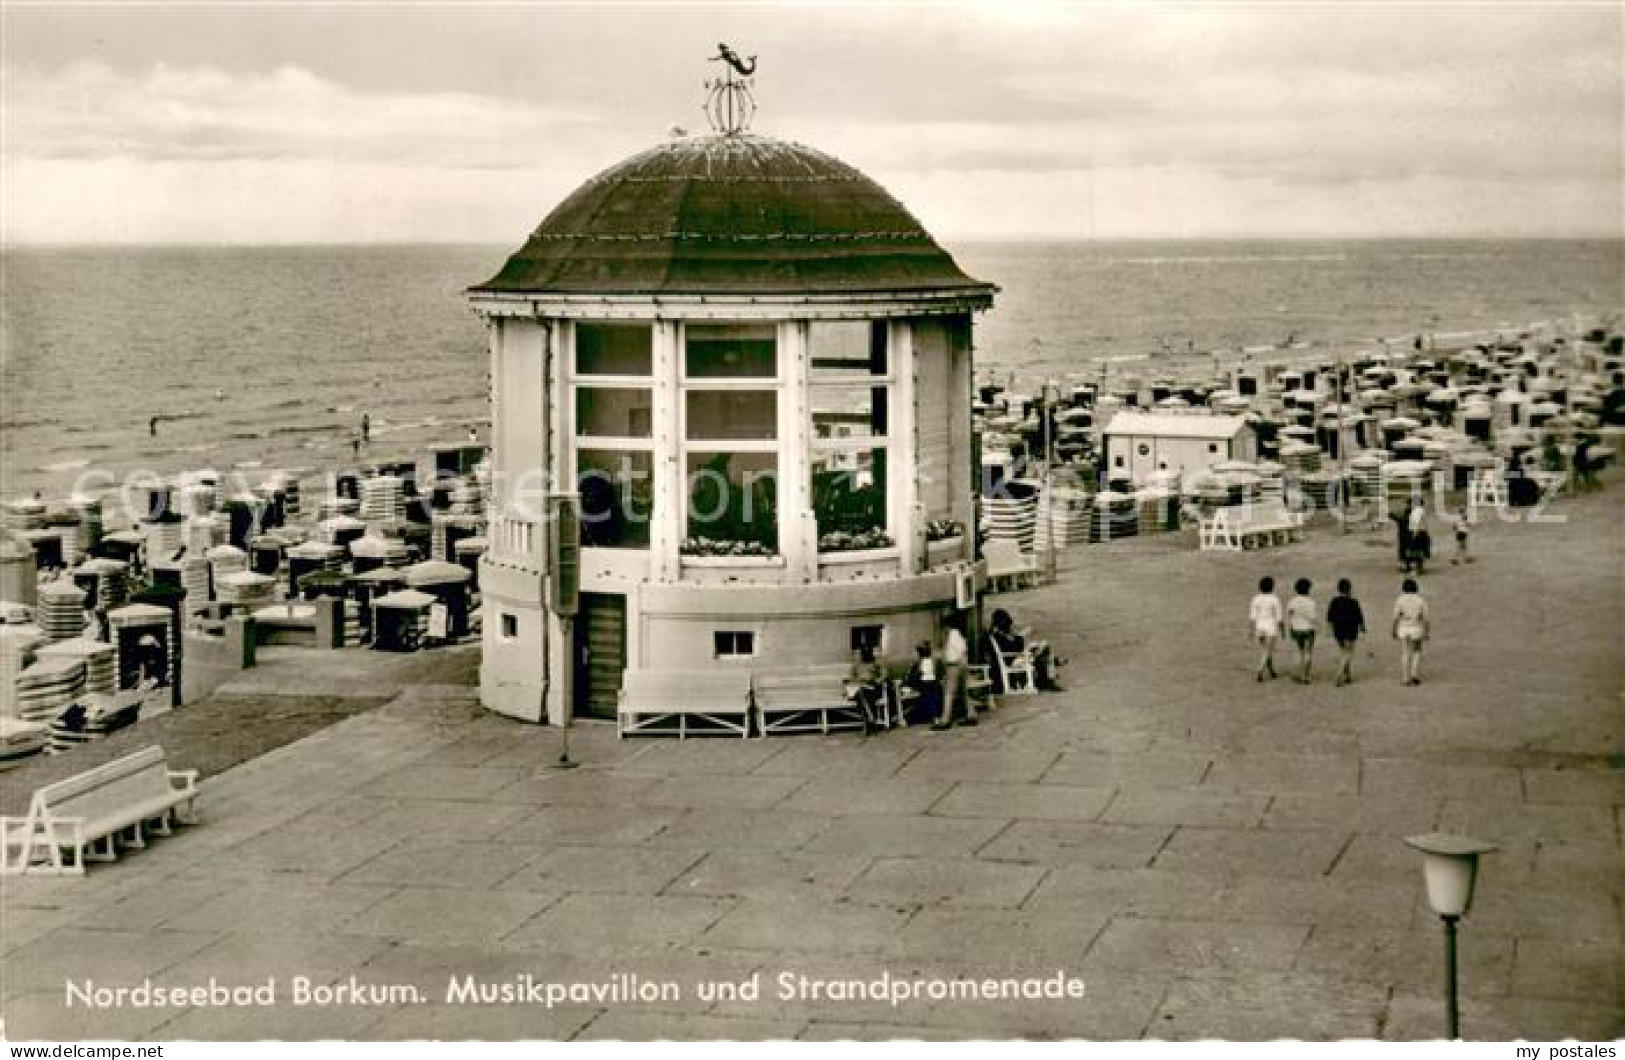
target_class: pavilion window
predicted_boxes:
[809,321,892,550]
[685,323,777,378]
[577,449,653,549]
[680,323,781,554]
[684,451,778,553]
[576,388,653,438]
[576,323,652,377]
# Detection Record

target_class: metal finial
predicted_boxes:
[705,42,757,135]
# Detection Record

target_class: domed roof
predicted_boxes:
[474,133,993,298]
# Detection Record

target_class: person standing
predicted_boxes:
[1451,508,1471,564]
[1405,500,1428,573]
[1249,576,1283,682]
[1327,578,1367,686]
[361,412,371,446]
[1285,577,1318,684]
[907,642,945,730]
[940,616,973,727]
[1391,577,1430,686]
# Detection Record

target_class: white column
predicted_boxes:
[486,317,505,515]
[890,319,921,573]
[778,320,814,582]
[651,319,682,582]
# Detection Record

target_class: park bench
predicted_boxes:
[754,664,867,736]
[1,745,200,876]
[617,668,754,739]
[1198,501,1305,551]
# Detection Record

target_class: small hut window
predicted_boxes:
[500,614,518,639]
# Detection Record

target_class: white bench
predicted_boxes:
[1,746,200,876]
[617,669,754,739]
[1199,502,1305,551]
[754,665,867,736]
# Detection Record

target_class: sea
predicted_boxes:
[2,239,1620,503]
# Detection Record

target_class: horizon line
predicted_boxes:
[5,234,1625,251]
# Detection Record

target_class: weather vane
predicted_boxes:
[705,42,757,135]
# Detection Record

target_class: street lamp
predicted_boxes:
[1405,832,1498,1039]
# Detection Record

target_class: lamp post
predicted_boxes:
[1405,832,1497,1039]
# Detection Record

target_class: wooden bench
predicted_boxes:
[617,668,754,739]
[754,664,867,736]
[1198,502,1305,551]
[1,746,200,876]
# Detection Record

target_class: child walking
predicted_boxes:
[1286,578,1318,683]
[1249,576,1283,682]
[1391,578,1430,686]
[1326,578,1367,686]
[1451,509,1471,565]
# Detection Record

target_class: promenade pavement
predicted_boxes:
[2,483,1620,1041]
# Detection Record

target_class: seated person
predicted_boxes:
[987,608,1062,691]
[848,645,888,731]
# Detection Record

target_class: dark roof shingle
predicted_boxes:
[473,133,993,297]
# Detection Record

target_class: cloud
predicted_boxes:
[1,4,1621,242]
[2,61,594,166]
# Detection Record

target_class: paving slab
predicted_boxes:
[338,887,561,944]
[978,820,1174,869]
[498,844,705,896]
[644,807,832,851]
[502,893,738,954]
[634,773,808,812]
[787,776,953,817]
[1103,789,1271,829]
[154,880,398,936]
[842,857,1049,910]
[1150,827,1350,879]
[1149,972,1390,1041]
[930,782,1115,821]
[883,908,1109,965]
[1023,866,1229,920]
[340,839,548,891]
[1083,917,1310,975]
[667,850,871,899]
[701,899,913,955]
[801,814,1008,860]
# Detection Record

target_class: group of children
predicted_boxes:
[1249,575,1431,687]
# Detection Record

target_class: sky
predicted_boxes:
[2,2,1622,243]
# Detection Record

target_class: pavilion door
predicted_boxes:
[575,593,626,720]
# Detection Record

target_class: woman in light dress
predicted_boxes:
[1249,576,1283,682]
[1391,577,1430,686]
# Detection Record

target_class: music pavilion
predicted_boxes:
[469,64,996,724]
